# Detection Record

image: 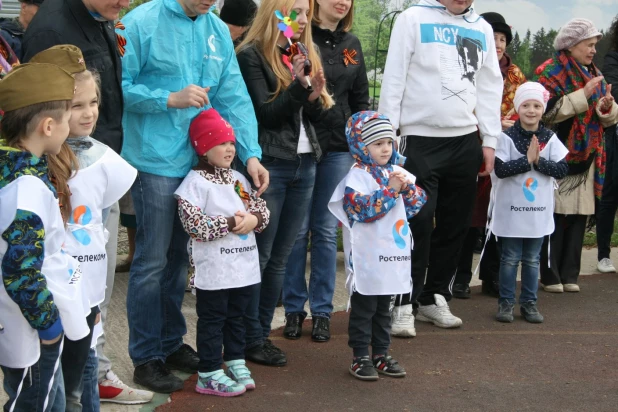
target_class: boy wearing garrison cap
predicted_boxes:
[0,63,91,411]
[173,109,269,396]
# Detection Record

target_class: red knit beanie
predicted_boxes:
[189,108,236,157]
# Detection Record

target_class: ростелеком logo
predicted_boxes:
[522,177,538,202]
[208,35,216,52]
[69,205,92,245]
[392,219,409,250]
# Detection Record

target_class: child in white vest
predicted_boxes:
[328,111,426,381]
[33,45,143,409]
[491,82,569,323]
[174,108,269,397]
[0,63,90,412]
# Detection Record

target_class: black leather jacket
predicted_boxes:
[312,23,369,152]
[236,44,325,161]
[23,0,124,154]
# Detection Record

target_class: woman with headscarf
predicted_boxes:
[535,18,618,293]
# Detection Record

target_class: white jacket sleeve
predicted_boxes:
[378,12,414,134]
[474,28,503,149]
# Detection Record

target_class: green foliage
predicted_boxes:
[120,0,150,18]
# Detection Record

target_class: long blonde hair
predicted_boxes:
[237,0,334,109]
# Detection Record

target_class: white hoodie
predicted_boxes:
[378,0,502,148]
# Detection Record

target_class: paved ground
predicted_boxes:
[1,242,616,411]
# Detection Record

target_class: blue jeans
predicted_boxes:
[283,151,354,317]
[2,338,65,412]
[128,172,189,366]
[498,237,544,304]
[80,349,99,412]
[244,154,316,346]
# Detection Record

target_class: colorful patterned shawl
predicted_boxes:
[534,51,606,198]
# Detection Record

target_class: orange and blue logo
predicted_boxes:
[522,178,538,202]
[392,219,409,250]
[69,205,92,245]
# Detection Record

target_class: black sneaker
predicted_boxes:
[349,356,378,381]
[452,283,471,299]
[311,317,330,342]
[373,355,406,377]
[283,313,306,340]
[495,301,514,323]
[134,360,184,393]
[482,280,500,298]
[165,344,199,373]
[245,339,287,366]
[520,301,544,323]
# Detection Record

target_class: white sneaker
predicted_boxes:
[597,258,616,273]
[563,283,580,292]
[543,284,563,293]
[99,370,154,404]
[391,304,416,337]
[416,294,462,328]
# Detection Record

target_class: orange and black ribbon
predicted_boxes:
[115,21,127,57]
[343,48,358,67]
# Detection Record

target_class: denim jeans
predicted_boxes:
[283,151,353,318]
[2,338,65,412]
[196,285,253,372]
[128,172,189,366]
[498,237,544,304]
[244,154,316,346]
[80,349,99,412]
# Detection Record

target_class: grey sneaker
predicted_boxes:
[495,301,514,323]
[597,258,616,273]
[520,301,544,323]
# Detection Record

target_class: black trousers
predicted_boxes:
[596,126,618,261]
[540,214,587,285]
[398,132,483,305]
[348,293,392,358]
[196,285,253,373]
[62,306,98,412]
[455,228,500,285]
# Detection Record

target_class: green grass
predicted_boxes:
[583,217,618,247]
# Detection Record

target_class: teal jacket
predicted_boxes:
[118,0,261,177]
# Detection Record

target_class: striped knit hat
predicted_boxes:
[361,118,394,146]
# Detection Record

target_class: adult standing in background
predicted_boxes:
[22,0,154,405]
[0,0,44,60]
[595,16,618,274]
[283,0,369,343]
[536,18,618,292]
[220,0,257,46]
[453,11,526,300]
[119,0,266,393]
[379,0,502,333]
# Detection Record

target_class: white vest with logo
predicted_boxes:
[174,170,260,291]
[328,166,414,296]
[490,132,569,238]
[63,148,137,308]
[0,176,90,368]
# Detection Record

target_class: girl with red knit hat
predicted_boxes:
[174,108,270,397]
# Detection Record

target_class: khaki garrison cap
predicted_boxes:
[29,45,87,74]
[0,63,76,112]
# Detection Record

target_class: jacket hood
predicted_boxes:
[0,144,53,191]
[346,111,405,171]
[417,0,480,21]
[0,18,25,36]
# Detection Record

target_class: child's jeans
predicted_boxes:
[196,285,254,372]
[348,293,392,358]
[1,337,65,412]
[80,348,100,412]
[498,237,544,304]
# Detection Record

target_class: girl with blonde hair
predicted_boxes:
[236,0,332,367]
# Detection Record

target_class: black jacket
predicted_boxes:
[236,44,324,161]
[22,0,124,154]
[0,18,25,61]
[312,23,369,152]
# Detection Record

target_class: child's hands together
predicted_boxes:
[233,211,258,235]
[389,171,411,192]
[527,135,540,165]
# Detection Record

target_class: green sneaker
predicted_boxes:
[226,359,256,390]
[195,369,246,397]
